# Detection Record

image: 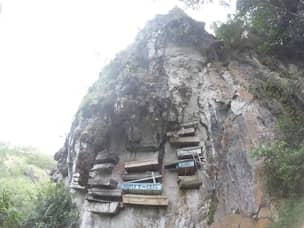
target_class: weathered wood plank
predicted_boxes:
[88,178,118,189]
[122,172,161,182]
[125,159,159,172]
[95,153,119,164]
[176,146,202,159]
[169,136,200,147]
[166,127,195,137]
[88,202,120,215]
[178,175,202,189]
[88,189,122,201]
[122,183,162,195]
[123,194,168,206]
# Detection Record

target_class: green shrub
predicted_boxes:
[252,142,304,197]
[23,183,79,228]
[0,187,21,228]
[213,18,245,48]
[269,197,304,228]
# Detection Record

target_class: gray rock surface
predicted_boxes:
[53,8,303,228]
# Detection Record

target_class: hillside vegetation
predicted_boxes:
[0,143,78,228]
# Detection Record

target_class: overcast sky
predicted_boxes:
[0,0,236,154]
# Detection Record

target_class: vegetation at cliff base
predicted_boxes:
[0,143,78,228]
[23,184,79,228]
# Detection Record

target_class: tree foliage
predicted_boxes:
[23,184,79,228]
[237,0,304,55]
[252,141,304,197]
[185,0,304,56]
[252,115,304,197]
[0,187,21,228]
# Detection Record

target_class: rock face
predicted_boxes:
[53,7,304,228]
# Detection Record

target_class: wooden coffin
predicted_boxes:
[166,127,195,137]
[123,194,168,207]
[169,136,200,147]
[88,178,118,189]
[86,195,112,203]
[165,159,197,176]
[70,175,86,190]
[122,171,161,182]
[88,201,120,215]
[176,146,202,159]
[180,120,199,129]
[70,183,86,190]
[126,143,159,152]
[95,153,119,164]
[127,175,162,183]
[165,159,195,169]
[73,173,80,178]
[122,183,162,195]
[178,175,202,189]
[88,189,122,201]
[124,159,159,172]
[176,160,197,176]
[90,163,115,173]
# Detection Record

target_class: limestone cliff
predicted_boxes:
[53,8,304,228]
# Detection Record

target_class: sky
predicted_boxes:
[0,0,236,154]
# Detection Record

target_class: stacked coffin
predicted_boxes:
[86,153,122,215]
[70,173,86,191]
[165,121,204,189]
[121,145,168,207]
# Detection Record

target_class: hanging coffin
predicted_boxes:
[88,178,118,189]
[88,201,120,215]
[165,159,197,176]
[122,183,162,195]
[176,146,202,159]
[88,189,122,201]
[169,136,200,147]
[95,153,119,164]
[180,120,199,129]
[90,163,115,173]
[124,159,159,172]
[176,160,196,176]
[178,175,202,189]
[166,127,196,137]
[122,171,161,182]
[123,194,168,207]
